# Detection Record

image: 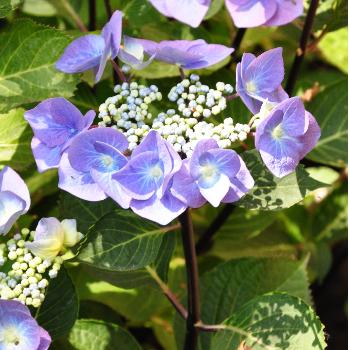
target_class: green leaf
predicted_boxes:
[210,208,277,259]
[205,0,224,19]
[22,0,57,17]
[36,267,79,339]
[67,319,141,350]
[77,210,178,271]
[0,108,34,170]
[0,19,78,112]
[312,182,348,242]
[78,231,176,289]
[0,0,21,18]
[0,0,11,17]
[196,258,312,349]
[238,150,326,210]
[306,79,348,167]
[319,28,348,73]
[70,266,169,324]
[313,0,348,32]
[212,293,326,350]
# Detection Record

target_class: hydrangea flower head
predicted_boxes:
[149,0,211,27]
[236,47,288,114]
[59,127,131,207]
[171,139,254,207]
[225,0,303,28]
[25,217,83,260]
[0,300,51,350]
[114,130,186,224]
[24,98,95,172]
[132,38,234,69]
[255,97,321,177]
[0,167,30,235]
[56,10,122,82]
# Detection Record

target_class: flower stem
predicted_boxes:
[146,266,188,320]
[179,67,186,80]
[179,209,201,350]
[88,0,96,31]
[196,204,235,255]
[285,0,320,95]
[230,28,247,62]
[232,28,247,52]
[104,0,113,19]
[111,59,127,83]
[59,0,88,32]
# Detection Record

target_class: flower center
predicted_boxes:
[246,81,257,94]
[272,124,284,139]
[101,155,114,168]
[200,163,218,184]
[149,165,163,179]
[3,327,21,346]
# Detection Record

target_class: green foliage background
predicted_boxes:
[0,0,347,349]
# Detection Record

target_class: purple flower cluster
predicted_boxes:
[0,300,51,350]
[148,0,303,28]
[235,47,321,177]
[56,10,233,82]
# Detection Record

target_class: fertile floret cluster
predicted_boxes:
[0,229,62,308]
[97,75,249,155]
[98,82,162,149]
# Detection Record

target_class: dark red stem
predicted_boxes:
[285,0,320,95]
[179,209,201,350]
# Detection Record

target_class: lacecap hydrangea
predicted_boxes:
[24,10,320,226]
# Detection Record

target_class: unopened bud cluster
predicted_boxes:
[98,82,162,150]
[168,74,233,119]
[0,229,62,308]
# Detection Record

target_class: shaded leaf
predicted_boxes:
[212,293,326,350]
[67,319,141,350]
[210,208,278,259]
[176,257,312,349]
[59,192,116,234]
[238,150,326,210]
[77,210,178,271]
[306,79,348,167]
[36,267,79,339]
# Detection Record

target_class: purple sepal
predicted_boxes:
[58,152,107,202]
[56,10,122,82]
[225,0,303,28]
[130,183,187,225]
[134,38,233,69]
[149,0,211,28]
[25,98,95,173]
[0,166,30,235]
[236,48,288,114]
